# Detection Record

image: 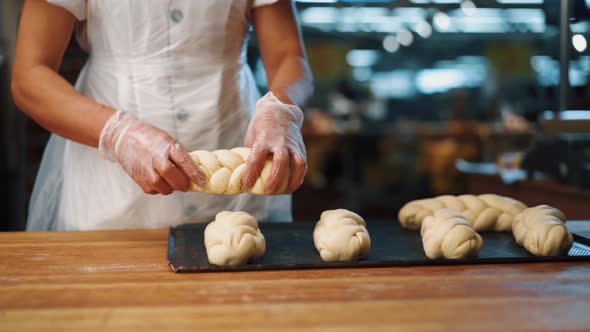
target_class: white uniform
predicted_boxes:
[27,0,291,231]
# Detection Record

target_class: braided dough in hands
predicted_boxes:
[242,92,307,194]
[399,194,527,232]
[313,209,371,262]
[421,208,483,259]
[189,148,289,195]
[512,205,573,256]
[204,211,266,266]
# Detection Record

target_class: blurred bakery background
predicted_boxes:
[1,0,590,230]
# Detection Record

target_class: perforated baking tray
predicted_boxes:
[167,221,590,272]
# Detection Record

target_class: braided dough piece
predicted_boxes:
[398,194,527,232]
[421,208,483,259]
[313,209,371,262]
[204,211,266,266]
[189,147,289,195]
[512,205,573,256]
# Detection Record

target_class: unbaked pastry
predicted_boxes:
[189,147,289,195]
[421,208,483,259]
[512,205,573,256]
[398,194,527,232]
[313,209,371,262]
[204,211,266,266]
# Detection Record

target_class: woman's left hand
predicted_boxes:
[242,92,307,194]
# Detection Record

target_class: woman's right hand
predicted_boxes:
[99,110,208,195]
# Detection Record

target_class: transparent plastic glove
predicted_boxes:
[242,92,307,194]
[99,110,208,195]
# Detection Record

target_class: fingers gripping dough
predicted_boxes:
[512,205,573,256]
[189,147,289,195]
[398,194,527,232]
[313,209,371,262]
[421,208,483,259]
[204,211,266,266]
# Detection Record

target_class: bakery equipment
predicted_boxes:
[167,221,590,273]
[521,111,590,189]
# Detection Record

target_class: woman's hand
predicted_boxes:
[99,111,208,195]
[242,92,307,194]
[246,0,313,194]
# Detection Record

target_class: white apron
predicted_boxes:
[27,0,291,231]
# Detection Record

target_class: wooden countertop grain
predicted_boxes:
[0,229,589,331]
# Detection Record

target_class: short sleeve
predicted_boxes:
[253,0,280,8]
[47,0,87,21]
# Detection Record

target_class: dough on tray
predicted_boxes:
[512,205,573,256]
[398,194,527,232]
[420,208,483,259]
[313,209,371,262]
[204,211,266,266]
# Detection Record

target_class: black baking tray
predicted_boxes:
[167,221,590,273]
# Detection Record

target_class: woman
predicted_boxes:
[11,0,313,230]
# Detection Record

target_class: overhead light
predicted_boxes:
[496,0,543,4]
[340,0,393,2]
[530,55,557,73]
[504,8,545,22]
[296,0,338,3]
[459,21,509,33]
[570,22,590,34]
[300,7,338,24]
[416,21,432,38]
[460,0,477,15]
[352,67,373,82]
[573,34,588,53]
[550,110,590,120]
[433,12,451,31]
[396,28,414,47]
[393,7,428,17]
[416,68,485,94]
[346,49,379,67]
[370,71,416,99]
[383,35,400,53]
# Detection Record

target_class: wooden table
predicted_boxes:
[1,229,589,331]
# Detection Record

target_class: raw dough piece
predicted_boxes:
[189,147,289,195]
[421,208,483,259]
[313,209,371,262]
[204,211,266,266]
[398,194,527,232]
[512,205,573,256]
